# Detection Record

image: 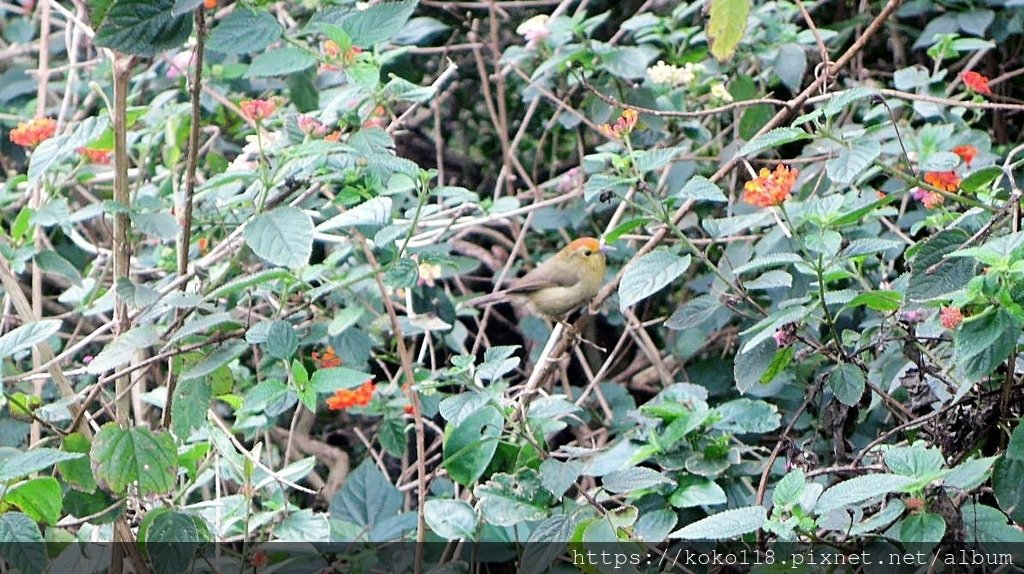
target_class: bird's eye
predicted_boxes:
[581,249,591,256]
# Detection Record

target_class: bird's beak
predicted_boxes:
[598,238,615,253]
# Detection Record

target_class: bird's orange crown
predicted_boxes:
[567,237,602,253]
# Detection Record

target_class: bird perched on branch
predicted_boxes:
[468,237,609,320]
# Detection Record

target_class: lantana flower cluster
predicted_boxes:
[743,164,798,208]
[326,380,376,411]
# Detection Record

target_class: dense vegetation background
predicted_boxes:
[1,0,1024,571]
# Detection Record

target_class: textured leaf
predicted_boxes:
[0,320,59,359]
[829,363,866,406]
[330,460,401,528]
[815,474,915,513]
[0,448,83,482]
[619,250,691,310]
[90,424,177,495]
[707,0,749,61]
[737,127,809,158]
[826,138,881,185]
[207,8,282,54]
[94,0,192,56]
[320,0,418,47]
[423,499,477,540]
[908,229,977,301]
[673,176,728,203]
[0,513,46,574]
[668,505,765,539]
[602,466,675,494]
[244,206,313,269]
[246,47,316,78]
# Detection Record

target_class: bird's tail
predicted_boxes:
[466,291,511,308]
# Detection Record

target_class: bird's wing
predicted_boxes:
[504,257,579,294]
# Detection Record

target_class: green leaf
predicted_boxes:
[443,405,503,486]
[960,166,1003,194]
[826,138,881,185]
[668,505,766,539]
[94,0,192,56]
[475,469,551,527]
[954,309,1020,380]
[758,345,793,385]
[139,509,206,574]
[994,421,1024,523]
[666,294,722,331]
[539,458,583,497]
[944,456,997,490]
[673,176,728,203]
[632,147,684,172]
[265,320,298,360]
[602,217,650,245]
[0,320,59,359]
[772,469,807,510]
[908,229,977,301]
[774,43,806,92]
[845,290,902,312]
[814,474,915,513]
[0,513,46,574]
[179,341,246,382]
[316,196,393,230]
[329,460,401,528]
[310,367,374,393]
[618,250,691,311]
[90,423,178,495]
[171,376,211,440]
[29,116,109,185]
[35,250,82,284]
[244,206,313,269]
[829,363,865,406]
[6,477,61,524]
[898,512,946,544]
[602,466,675,494]
[246,46,317,77]
[58,433,97,493]
[669,476,727,508]
[707,0,749,62]
[737,127,810,158]
[734,338,776,394]
[86,325,161,375]
[0,448,83,482]
[882,441,946,489]
[321,0,418,47]
[385,258,419,288]
[206,8,282,54]
[714,398,781,433]
[423,499,477,540]
[963,503,1024,543]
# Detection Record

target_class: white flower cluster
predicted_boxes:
[646,61,701,86]
[517,15,550,48]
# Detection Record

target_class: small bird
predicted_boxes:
[469,237,609,319]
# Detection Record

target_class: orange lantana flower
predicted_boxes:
[78,147,111,164]
[326,380,375,411]
[952,145,977,167]
[10,117,57,148]
[240,98,278,122]
[923,171,960,192]
[743,164,798,208]
[962,71,992,96]
[599,108,639,138]
[312,346,342,369]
